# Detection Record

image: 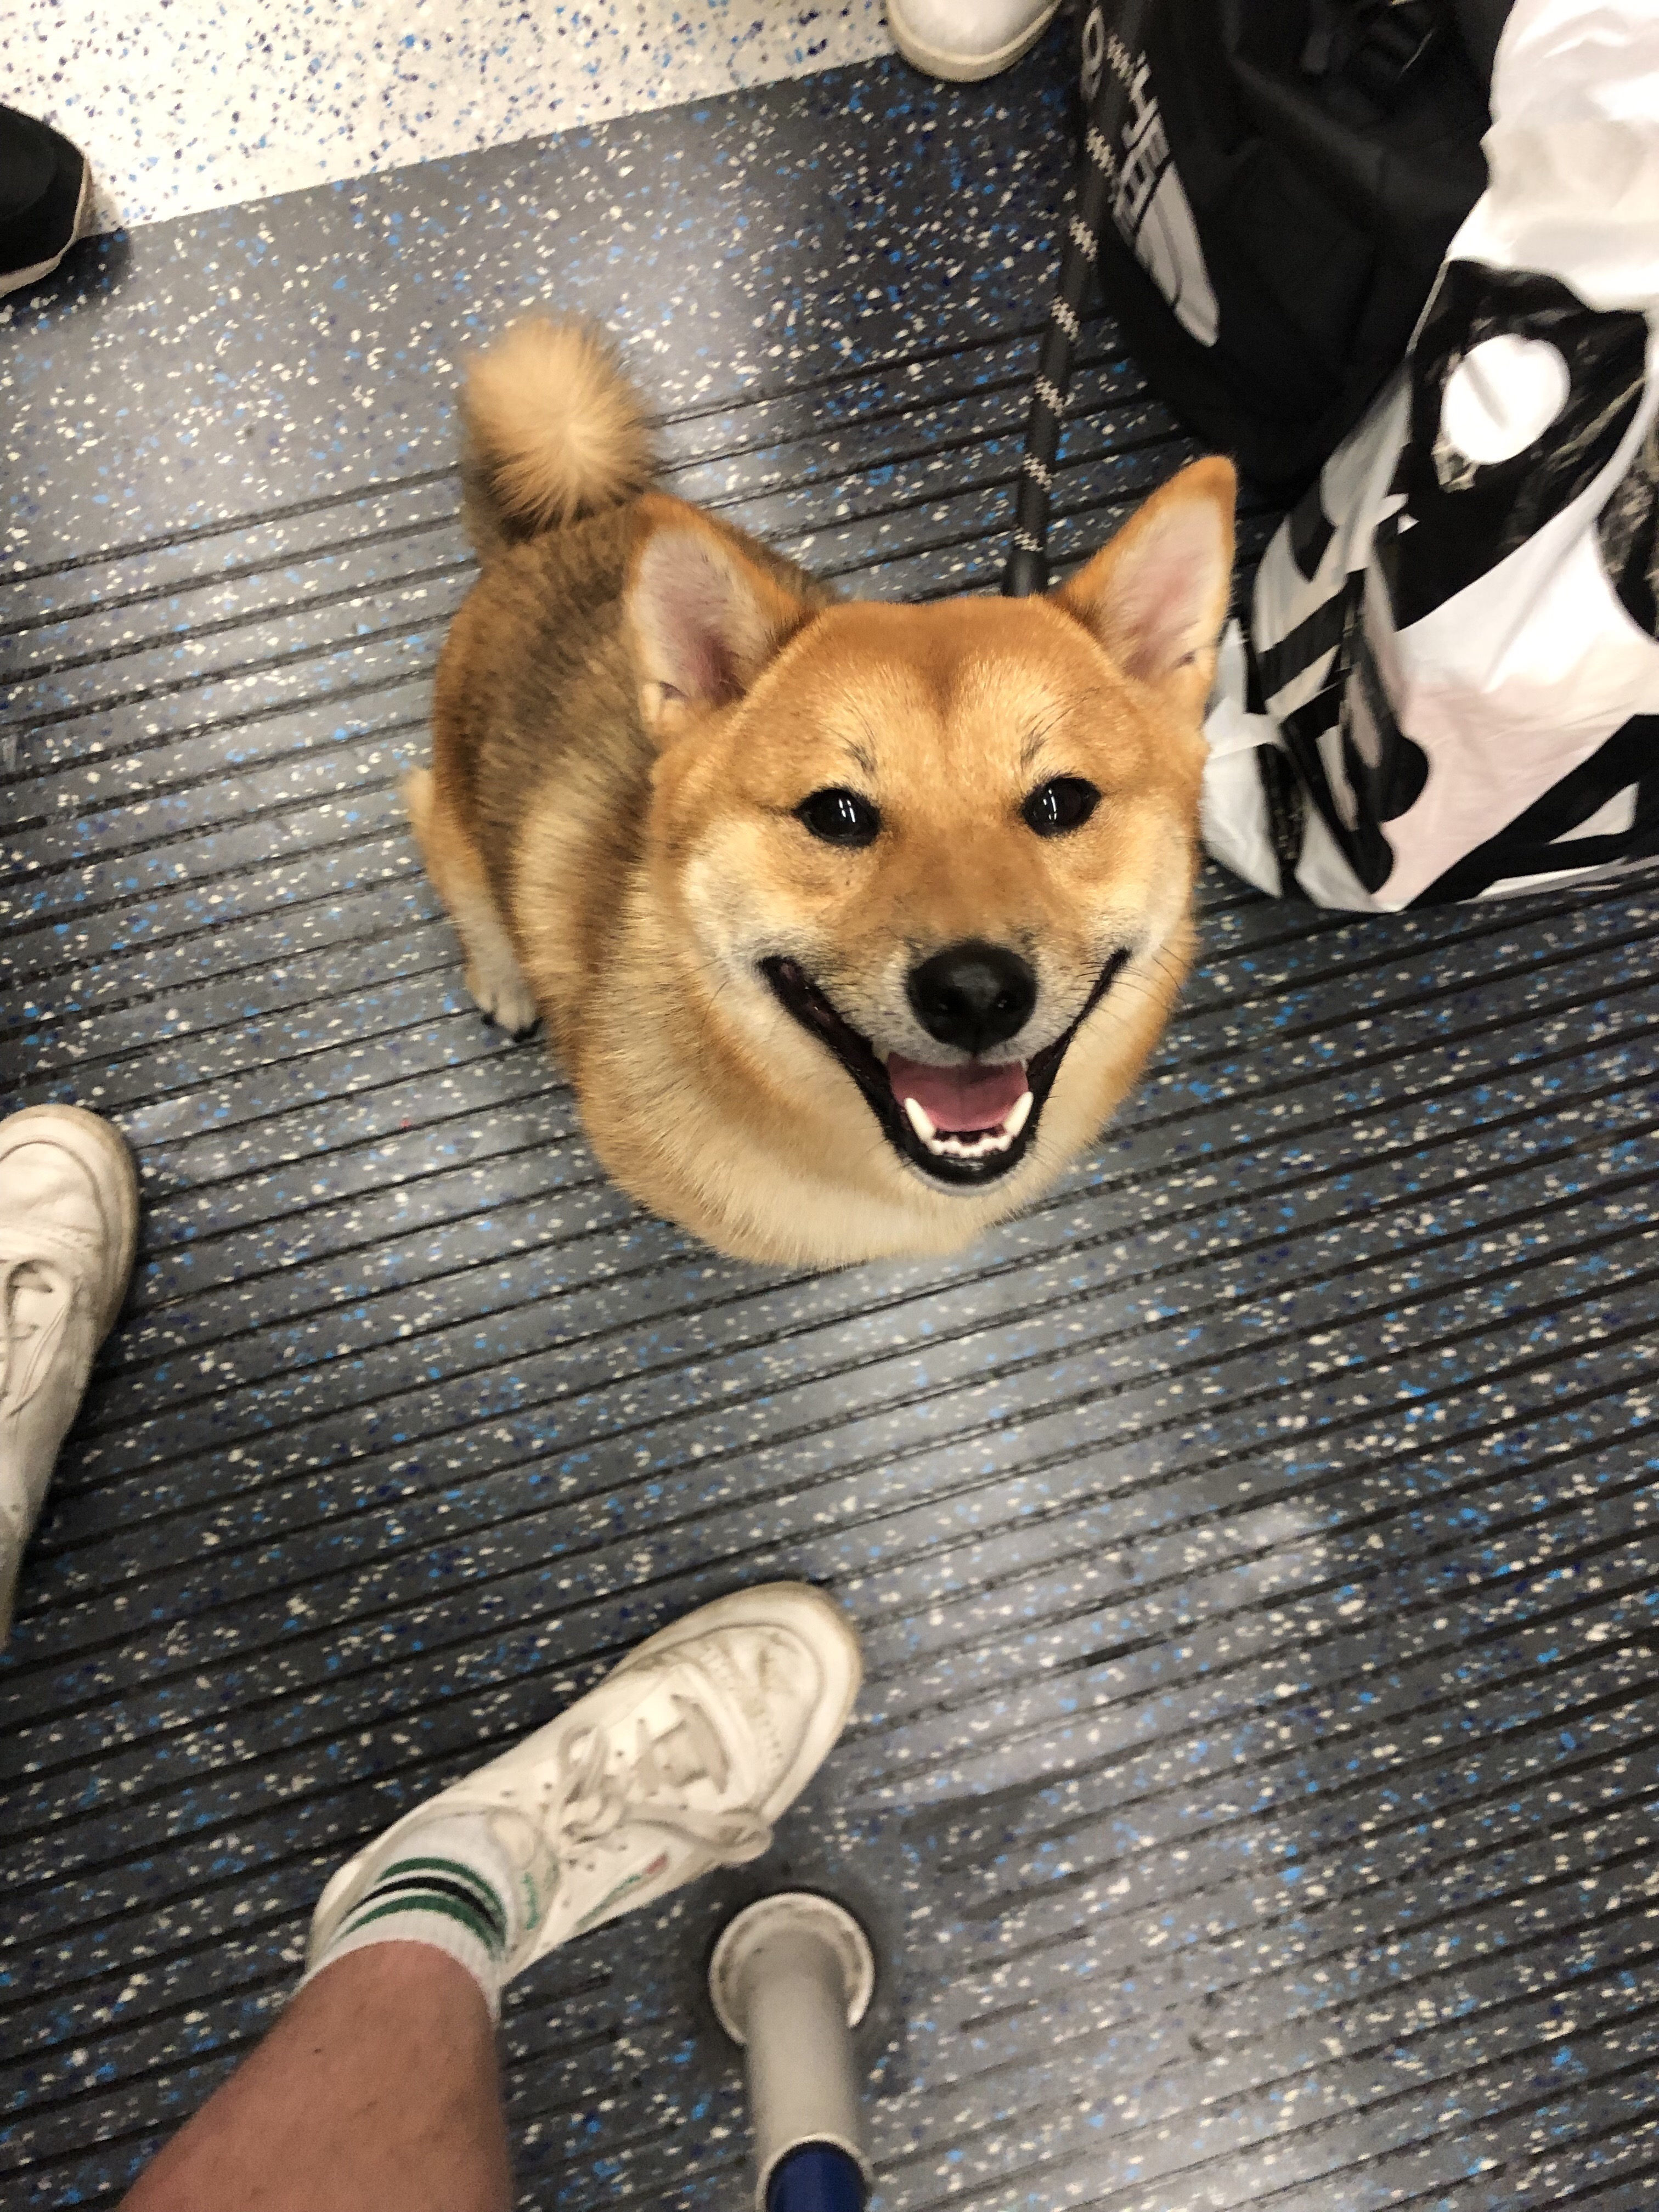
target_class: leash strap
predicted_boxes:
[1003,10,1134,597]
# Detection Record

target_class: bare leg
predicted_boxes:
[121,1946,511,2212]
[119,1585,861,2212]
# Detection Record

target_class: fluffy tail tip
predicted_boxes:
[461,315,653,541]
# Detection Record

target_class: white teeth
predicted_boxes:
[934,1130,1010,1159]
[902,1086,1037,1161]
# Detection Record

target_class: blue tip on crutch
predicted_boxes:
[766,2141,869,2212]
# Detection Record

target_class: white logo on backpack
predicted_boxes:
[1095,23,1220,349]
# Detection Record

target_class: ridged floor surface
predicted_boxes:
[3,40,1657,2212]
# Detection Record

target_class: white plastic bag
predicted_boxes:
[1203,0,1659,909]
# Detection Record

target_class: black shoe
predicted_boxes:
[1,103,92,298]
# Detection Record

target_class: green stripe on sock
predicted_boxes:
[385,1856,510,1943]
[354,1872,505,1946]
[340,1889,504,1957]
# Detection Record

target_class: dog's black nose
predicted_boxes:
[907,940,1037,1055]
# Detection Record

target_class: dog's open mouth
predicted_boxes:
[760,951,1129,1190]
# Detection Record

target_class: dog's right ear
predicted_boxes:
[627,497,812,741]
[1054,456,1237,710]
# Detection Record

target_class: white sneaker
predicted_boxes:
[886,0,1061,81]
[308,1583,864,1974]
[0,1105,139,1641]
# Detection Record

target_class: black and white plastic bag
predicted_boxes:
[1203,0,1659,908]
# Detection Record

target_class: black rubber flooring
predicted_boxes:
[3,35,1658,2212]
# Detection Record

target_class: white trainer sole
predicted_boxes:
[887,2,1062,82]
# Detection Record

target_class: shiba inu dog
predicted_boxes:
[408,317,1234,1266]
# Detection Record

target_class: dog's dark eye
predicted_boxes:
[797,787,881,847]
[1023,776,1101,837]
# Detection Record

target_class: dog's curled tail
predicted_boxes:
[460,315,654,558]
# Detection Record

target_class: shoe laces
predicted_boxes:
[0,1255,77,1418]
[539,1681,772,1861]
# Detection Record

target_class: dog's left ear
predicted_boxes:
[1054,456,1236,704]
[628,496,813,740]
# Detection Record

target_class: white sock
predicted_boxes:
[300,1813,532,2023]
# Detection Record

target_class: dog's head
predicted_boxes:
[628,461,1235,1198]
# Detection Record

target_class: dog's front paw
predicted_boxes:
[466,961,541,1039]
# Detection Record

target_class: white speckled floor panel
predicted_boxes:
[3,0,895,233]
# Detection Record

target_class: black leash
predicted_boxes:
[1002,57,1120,599]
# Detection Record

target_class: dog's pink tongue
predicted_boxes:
[888,1053,1029,1132]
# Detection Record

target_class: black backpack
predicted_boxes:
[1008,0,1511,592]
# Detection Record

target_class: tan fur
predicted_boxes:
[414,314,1235,1266]
[459,317,654,558]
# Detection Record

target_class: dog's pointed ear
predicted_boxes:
[627,498,814,740]
[1054,457,1236,702]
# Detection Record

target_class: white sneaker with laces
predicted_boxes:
[308,1583,863,1977]
[886,0,1061,81]
[0,1105,139,1641]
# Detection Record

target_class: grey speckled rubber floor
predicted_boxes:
[4,37,1658,2212]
